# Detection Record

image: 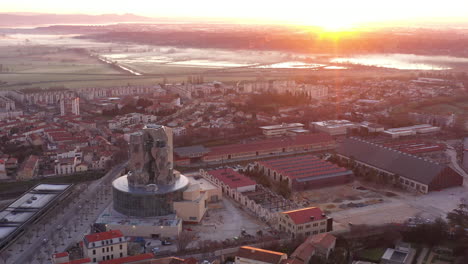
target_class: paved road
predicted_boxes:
[5,162,127,264]
[446,148,468,185]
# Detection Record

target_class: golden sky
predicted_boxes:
[3,0,468,30]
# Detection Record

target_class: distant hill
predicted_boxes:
[0,13,153,27]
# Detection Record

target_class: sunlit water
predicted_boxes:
[3,34,468,71]
[329,54,468,70]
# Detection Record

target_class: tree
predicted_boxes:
[326,248,347,264]
[176,231,196,253]
[0,252,11,264]
[276,180,291,198]
[447,199,468,228]
[403,218,448,246]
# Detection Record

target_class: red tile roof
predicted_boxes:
[307,233,336,249]
[258,155,348,180]
[53,252,69,258]
[85,230,123,243]
[282,207,326,225]
[99,253,154,264]
[237,246,286,264]
[207,168,256,189]
[63,258,92,264]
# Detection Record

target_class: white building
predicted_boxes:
[54,157,80,175]
[260,123,305,137]
[60,99,65,116]
[383,124,440,139]
[72,97,80,115]
[172,127,187,136]
[311,120,358,136]
[83,230,128,263]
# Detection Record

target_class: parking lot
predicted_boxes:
[188,197,270,242]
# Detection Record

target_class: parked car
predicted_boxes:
[161,240,172,246]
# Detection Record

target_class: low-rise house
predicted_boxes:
[277,207,332,238]
[83,230,128,263]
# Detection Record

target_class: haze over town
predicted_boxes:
[0,1,468,264]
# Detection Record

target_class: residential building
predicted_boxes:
[337,138,463,193]
[72,97,80,115]
[277,207,332,238]
[235,246,288,264]
[55,157,80,175]
[52,252,70,264]
[302,233,336,259]
[289,234,337,264]
[83,230,128,263]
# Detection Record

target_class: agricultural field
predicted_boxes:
[0,33,419,90]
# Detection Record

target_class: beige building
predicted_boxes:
[174,175,223,223]
[235,246,288,264]
[83,230,128,263]
[277,207,332,238]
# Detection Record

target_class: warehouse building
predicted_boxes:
[202,134,336,163]
[200,168,299,223]
[255,155,354,191]
[337,138,463,193]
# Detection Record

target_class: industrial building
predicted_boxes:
[200,168,299,223]
[381,140,446,155]
[0,184,73,250]
[337,138,463,193]
[255,155,354,191]
[175,133,336,165]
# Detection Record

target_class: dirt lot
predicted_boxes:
[292,180,407,214]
